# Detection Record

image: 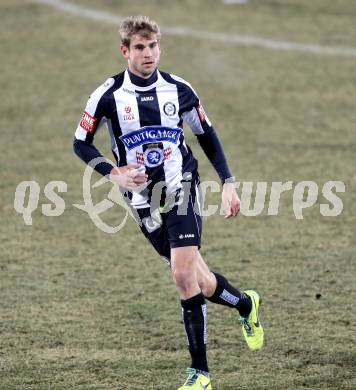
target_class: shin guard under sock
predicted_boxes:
[206,272,252,318]
[181,293,209,373]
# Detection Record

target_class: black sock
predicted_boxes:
[181,293,209,373]
[206,272,252,318]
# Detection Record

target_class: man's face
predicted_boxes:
[121,33,160,79]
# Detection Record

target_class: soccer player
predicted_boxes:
[73,15,263,390]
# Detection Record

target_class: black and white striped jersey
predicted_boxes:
[74,69,232,208]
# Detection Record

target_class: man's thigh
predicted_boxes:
[136,207,171,265]
[164,186,202,249]
[135,182,203,263]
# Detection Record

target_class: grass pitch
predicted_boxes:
[1,1,355,389]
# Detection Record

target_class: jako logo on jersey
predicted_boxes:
[179,233,195,239]
[141,96,154,102]
[120,126,182,150]
[80,111,97,132]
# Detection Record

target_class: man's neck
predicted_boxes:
[128,69,158,87]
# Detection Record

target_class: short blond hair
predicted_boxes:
[119,16,161,47]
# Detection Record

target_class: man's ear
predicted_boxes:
[120,44,129,59]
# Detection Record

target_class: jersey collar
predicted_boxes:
[127,69,158,87]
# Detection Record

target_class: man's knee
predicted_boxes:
[171,246,199,292]
[172,268,194,290]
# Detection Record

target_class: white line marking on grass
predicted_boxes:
[33,0,356,58]
[223,0,249,4]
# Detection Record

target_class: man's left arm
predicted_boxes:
[182,101,240,218]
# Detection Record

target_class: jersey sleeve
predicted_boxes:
[180,83,233,183]
[74,77,115,142]
[73,78,115,176]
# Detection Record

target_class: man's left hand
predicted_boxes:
[222,182,240,219]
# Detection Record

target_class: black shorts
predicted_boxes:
[135,178,203,264]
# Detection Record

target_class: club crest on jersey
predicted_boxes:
[79,111,97,133]
[163,102,176,116]
[136,147,172,166]
[119,126,182,151]
[144,148,163,167]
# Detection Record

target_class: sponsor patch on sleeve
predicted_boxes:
[196,102,212,126]
[197,103,207,122]
[79,111,98,133]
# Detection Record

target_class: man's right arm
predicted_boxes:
[73,78,115,176]
[73,79,148,189]
[73,139,113,177]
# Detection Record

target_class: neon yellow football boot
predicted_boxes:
[178,368,212,390]
[239,290,264,351]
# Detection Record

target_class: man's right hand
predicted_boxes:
[109,164,148,190]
